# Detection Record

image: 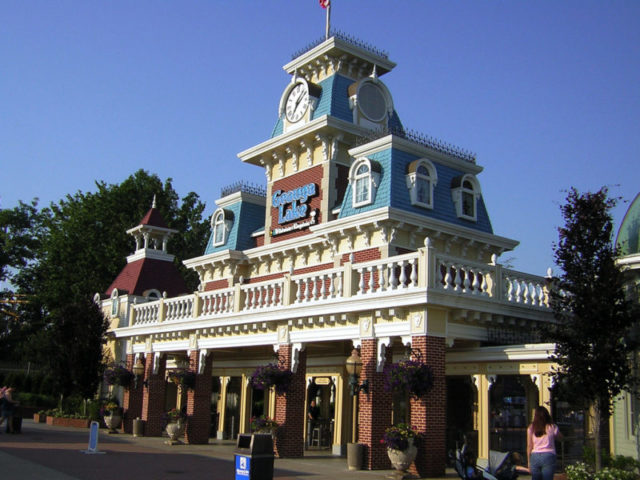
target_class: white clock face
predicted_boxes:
[285,83,309,123]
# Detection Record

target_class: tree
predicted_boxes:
[547,187,637,471]
[6,170,209,400]
[25,299,109,400]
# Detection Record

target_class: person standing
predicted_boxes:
[527,405,563,480]
[307,399,320,446]
[0,387,15,433]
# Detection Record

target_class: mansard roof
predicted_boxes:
[139,206,170,229]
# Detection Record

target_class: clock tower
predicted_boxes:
[238,34,399,246]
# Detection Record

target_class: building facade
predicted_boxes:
[102,33,559,476]
[611,193,640,460]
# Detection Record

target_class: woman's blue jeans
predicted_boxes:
[530,452,556,480]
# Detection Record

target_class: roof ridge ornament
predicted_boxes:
[152,194,157,209]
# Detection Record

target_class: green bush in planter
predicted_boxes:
[566,462,638,480]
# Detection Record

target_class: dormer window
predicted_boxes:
[350,157,380,208]
[211,208,233,247]
[452,174,481,221]
[349,77,394,130]
[406,159,437,209]
[111,289,119,317]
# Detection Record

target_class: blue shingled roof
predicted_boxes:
[204,201,265,255]
[338,147,493,234]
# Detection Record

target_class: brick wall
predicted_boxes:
[204,279,230,291]
[141,353,167,437]
[122,353,143,433]
[358,340,393,470]
[340,248,381,265]
[185,350,213,444]
[409,335,446,477]
[273,345,306,458]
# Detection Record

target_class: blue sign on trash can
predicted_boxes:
[235,454,251,480]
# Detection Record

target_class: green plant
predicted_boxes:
[566,461,638,480]
[383,360,434,399]
[380,423,418,451]
[250,415,279,433]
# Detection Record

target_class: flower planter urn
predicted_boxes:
[104,412,122,434]
[387,438,417,478]
[165,421,185,445]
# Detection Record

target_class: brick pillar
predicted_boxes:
[185,350,213,444]
[122,353,144,433]
[409,335,446,477]
[141,352,167,437]
[273,345,306,458]
[359,339,393,470]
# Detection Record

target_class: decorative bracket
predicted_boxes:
[198,349,209,374]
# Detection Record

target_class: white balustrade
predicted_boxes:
[435,255,492,297]
[502,271,548,307]
[133,302,159,325]
[240,279,284,310]
[201,289,234,316]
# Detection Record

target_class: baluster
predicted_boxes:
[410,258,418,287]
[358,267,365,294]
[294,279,302,303]
[337,273,343,297]
[453,265,461,292]
[471,269,480,295]
[329,272,336,298]
[389,262,399,290]
[368,266,376,293]
[399,260,408,288]
[379,264,387,292]
[443,262,452,290]
[462,267,471,293]
[514,280,522,303]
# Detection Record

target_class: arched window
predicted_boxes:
[451,174,481,221]
[110,289,119,317]
[406,159,438,209]
[211,208,233,247]
[349,158,380,208]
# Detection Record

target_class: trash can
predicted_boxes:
[347,442,364,470]
[234,433,274,480]
[133,418,144,437]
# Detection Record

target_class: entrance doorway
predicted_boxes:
[490,375,527,456]
[224,376,242,440]
[306,377,335,449]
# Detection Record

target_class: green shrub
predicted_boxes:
[566,461,639,480]
[15,392,57,409]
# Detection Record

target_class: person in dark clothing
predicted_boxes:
[307,400,320,446]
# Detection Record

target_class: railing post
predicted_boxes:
[282,274,294,306]
[491,254,503,300]
[233,283,243,313]
[342,260,356,298]
[158,296,166,323]
[420,237,435,288]
[193,291,202,319]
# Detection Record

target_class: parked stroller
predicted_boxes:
[453,443,518,480]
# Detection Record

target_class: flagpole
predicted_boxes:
[325,2,331,40]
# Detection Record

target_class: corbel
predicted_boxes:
[314,134,329,162]
[198,349,209,374]
[286,145,299,172]
[291,342,305,373]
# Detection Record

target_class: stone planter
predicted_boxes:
[387,438,417,478]
[104,412,122,433]
[165,421,185,445]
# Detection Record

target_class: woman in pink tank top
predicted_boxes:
[527,406,563,480]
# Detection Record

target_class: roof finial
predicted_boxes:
[152,194,157,209]
[370,64,378,79]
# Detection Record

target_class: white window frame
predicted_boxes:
[406,159,437,209]
[110,289,119,317]
[452,174,481,222]
[349,157,380,208]
[211,208,232,247]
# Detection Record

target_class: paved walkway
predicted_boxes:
[0,420,469,480]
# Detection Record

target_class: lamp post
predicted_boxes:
[132,357,145,389]
[345,349,369,444]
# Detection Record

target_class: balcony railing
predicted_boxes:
[130,247,550,327]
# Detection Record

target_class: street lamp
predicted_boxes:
[132,357,145,389]
[345,349,369,396]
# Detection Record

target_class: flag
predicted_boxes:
[319,0,330,9]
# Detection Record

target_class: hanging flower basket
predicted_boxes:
[103,363,134,387]
[167,369,196,390]
[249,363,292,394]
[383,359,434,399]
[250,415,279,434]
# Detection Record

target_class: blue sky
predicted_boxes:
[2,1,639,276]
